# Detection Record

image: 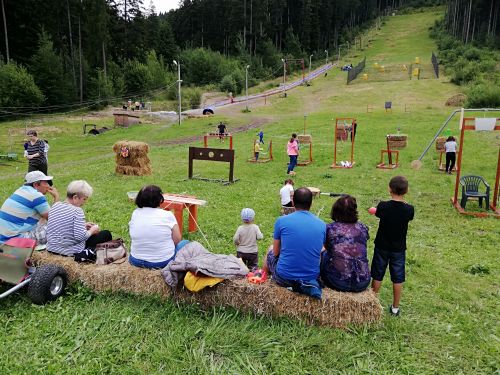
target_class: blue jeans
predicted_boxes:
[287,155,298,174]
[266,249,322,299]
[129,240,190,269]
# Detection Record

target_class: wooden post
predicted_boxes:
[350,119,355,164]
[188,147,194,179]
[492,148,500,211]
[387,136,392,165]
[333,124,338,166]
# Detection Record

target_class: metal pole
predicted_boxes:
[309,54,313,76]
[324,49,328,64]
[281,58,286,95]
[177,62,181,126]
[245,65,250,111]
[173,60,181,126]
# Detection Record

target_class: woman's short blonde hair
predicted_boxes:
[67,180,93,198]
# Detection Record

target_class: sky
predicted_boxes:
[150,0,180,14]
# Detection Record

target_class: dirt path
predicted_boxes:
[153,117,272,146]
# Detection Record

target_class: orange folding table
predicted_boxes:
[160,194,207,233]
[128,192,207,233]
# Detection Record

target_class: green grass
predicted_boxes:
[0,9,499,374]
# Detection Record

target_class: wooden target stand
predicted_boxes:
[331,118,356,169]
[248,140,273,163]
[188,147,239,185]
[297,135,313,166]
[204,133,233,149]
[451,117,500,218]
[377,135,400,169]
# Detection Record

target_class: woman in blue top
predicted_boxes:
[320,195,370,292]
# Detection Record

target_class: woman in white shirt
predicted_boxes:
[444,136,458,174]
[129,185,183,269]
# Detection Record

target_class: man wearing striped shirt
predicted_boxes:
[0,171,59,245]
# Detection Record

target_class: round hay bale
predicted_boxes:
[113,140,152,176]
[410,160,423,170]
[445,94,467,107]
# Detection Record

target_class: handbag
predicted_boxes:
[95,238,127,265]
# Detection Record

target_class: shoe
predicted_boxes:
[389,304,400,316]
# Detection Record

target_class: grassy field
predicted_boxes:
[0,9,499,374]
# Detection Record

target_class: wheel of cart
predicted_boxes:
[0,238,67,304]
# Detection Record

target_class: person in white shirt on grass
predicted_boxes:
[280,179,294,207]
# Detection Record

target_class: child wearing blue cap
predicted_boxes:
[233,208,264,270]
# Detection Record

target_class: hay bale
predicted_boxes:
[387,135,407,149]
[410,160,423,170]
[112,140,152,176]
[436,136,446,151]
[32,251,382,329]
[335,125,349,140]
[297,134,312,144]
[445,93,466,107]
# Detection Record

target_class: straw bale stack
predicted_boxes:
[32,251,382,328]
[336,125,349,140]
[297,134,312,144]
[387,135,407,148]
[436,137,446,152]
[112,140,152,176]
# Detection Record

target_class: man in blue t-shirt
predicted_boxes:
[0,171,59,245]
[263,187,326,299]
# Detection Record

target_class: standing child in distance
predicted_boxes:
[254,139,261,161]
[444,136,457,174]
[258,130,264,144]
[368,175,414,316]
[233,208,263,271]
[286,133,299,176]
[217,122,227,142]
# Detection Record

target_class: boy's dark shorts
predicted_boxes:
[237,251,258,270]
[371,247,405,283]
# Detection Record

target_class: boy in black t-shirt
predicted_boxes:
[217,122,227,142]
[368,176,414,316]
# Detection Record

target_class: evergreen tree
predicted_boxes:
[0,61,44,107]
[29,30,73,105]
[156,19,179,62]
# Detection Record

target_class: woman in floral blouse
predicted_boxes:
[320,195,370,292]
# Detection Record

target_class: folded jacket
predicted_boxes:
[161,241,248,287]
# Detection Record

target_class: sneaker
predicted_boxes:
[389,304,400,316]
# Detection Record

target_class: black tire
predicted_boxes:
[27,264,68,305]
